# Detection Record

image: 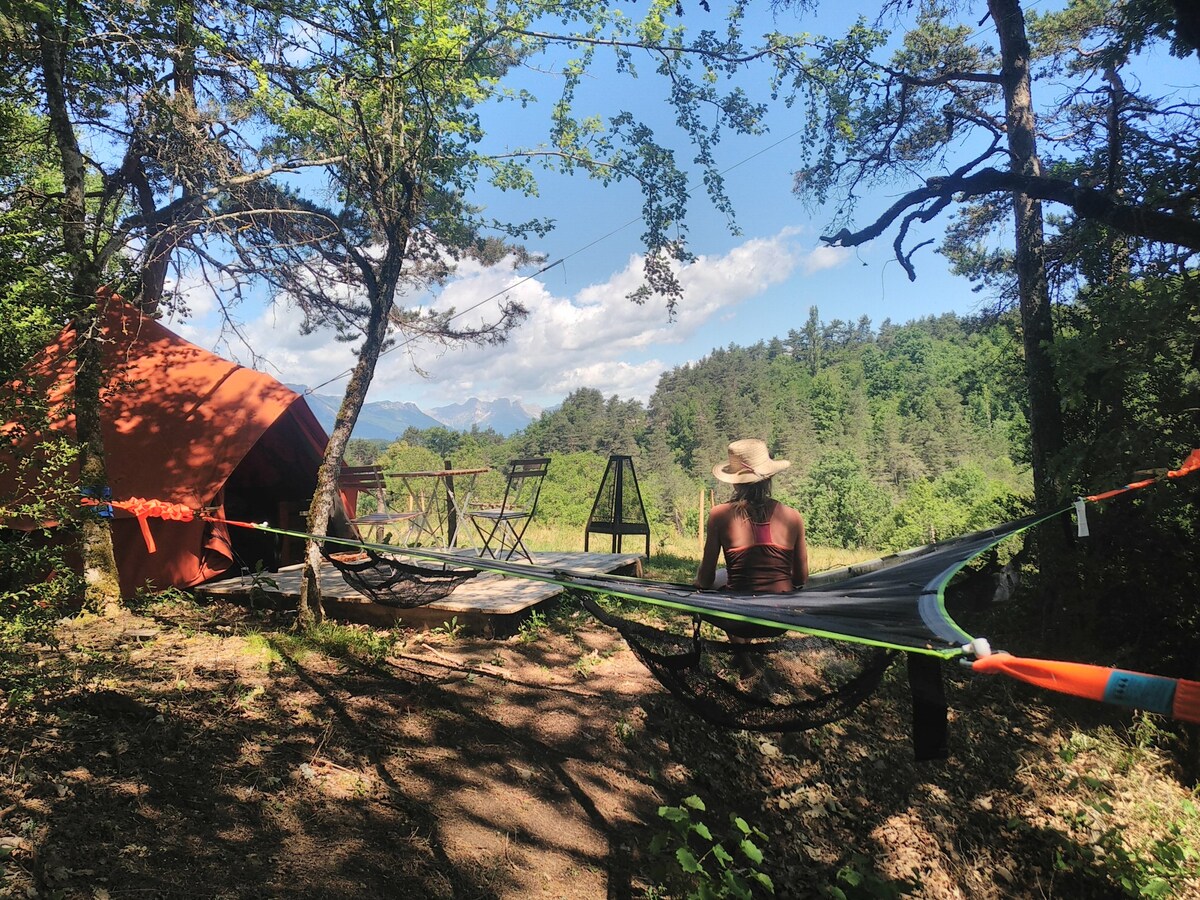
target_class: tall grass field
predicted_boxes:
[452,521,876,584]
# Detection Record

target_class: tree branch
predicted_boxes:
[823,166,1200,254]
[117,155,347,232]
[884,66,1003,86]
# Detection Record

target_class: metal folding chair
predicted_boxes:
[467,457,550,562]
[337,465,423,544]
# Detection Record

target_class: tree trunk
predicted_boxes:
[988,0,1065,513]
[74,294,123,610]
[297,279,398,627]
[136,0,199,315]
[39,21,122,609]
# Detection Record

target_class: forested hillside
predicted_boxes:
[394,307,1032,552]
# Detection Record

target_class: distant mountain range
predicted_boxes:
[291,386,540,439]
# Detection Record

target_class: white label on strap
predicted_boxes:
[1074,499,1089,538]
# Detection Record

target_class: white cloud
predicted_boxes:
[162,268,222,322]
[381,228,804,404]
[172,297,362,391]
[166,226,809,408]
[801,243,852,274]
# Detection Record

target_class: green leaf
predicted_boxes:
[733,815,751,834]
[750,871,776,894]
[1143,877,1171,899]
[739,839,764,865]
[648,833,668,855]
[683,794,707,811]
[676,847,703,875]
[839,865,863,887]
[659,806,688,823]
[712,843,734,866]
[722,869,753,900]
[691,822,714,842]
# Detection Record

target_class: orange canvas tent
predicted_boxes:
[1,298,349,596]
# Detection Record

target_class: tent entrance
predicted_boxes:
[217,403,346,576]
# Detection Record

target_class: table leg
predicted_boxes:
[443,467,457,547]
[397,475,433,546]
[445,475,479,549]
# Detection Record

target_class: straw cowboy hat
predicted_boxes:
[712,439,791,484]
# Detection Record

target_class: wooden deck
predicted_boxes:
[196,549,644,636]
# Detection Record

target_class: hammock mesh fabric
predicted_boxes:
[322,548,479,608]
[582,597,895,732]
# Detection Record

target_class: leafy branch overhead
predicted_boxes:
[822,166,1200,280]
[776,2,1200,277]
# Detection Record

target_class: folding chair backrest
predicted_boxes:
[467,457,551,561]
[336,464,426,545]
[500,457,550,513]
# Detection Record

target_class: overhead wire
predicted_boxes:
[302,0,1049,398]
[303,124,811,398]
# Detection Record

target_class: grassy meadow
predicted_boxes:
[432,519,877,585]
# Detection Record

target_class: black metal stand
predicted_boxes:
[584,454,651,558]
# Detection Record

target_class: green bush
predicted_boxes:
[873,463,1027,550]
[646,794,774,899]
[788,451,893,548]
[0,430,84,646]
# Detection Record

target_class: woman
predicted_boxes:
[695,439,808,596]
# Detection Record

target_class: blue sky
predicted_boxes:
[167,0,1188,413]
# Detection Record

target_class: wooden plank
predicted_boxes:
[195,549,644,636]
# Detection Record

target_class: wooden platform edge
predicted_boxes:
[195,553,644,637]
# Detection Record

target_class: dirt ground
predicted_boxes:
[1,595,1197,899]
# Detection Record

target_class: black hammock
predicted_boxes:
[320,545,479,608]
[580,595,897,732]
[340,512,1047,656]
[98,449,1200,748]
[301,467,1200,749]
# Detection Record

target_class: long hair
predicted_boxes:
[730,479,774,522]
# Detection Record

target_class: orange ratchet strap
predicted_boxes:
[81,496,195,554]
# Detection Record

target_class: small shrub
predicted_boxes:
[432,616,464,640]
[615,715,637,744]
[646,794,774,899]
[517,609,547,643]
[572,649,604,680]
[1053,801,1198,898]
[820,853,919,899]
[284,622,399,664]
[129,583,194,613]
[1045,738,1200,900]
[243,633,285,671]
[248,563,280,610]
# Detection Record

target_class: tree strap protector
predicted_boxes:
[907,653,949,762]
[971,653,1200,725]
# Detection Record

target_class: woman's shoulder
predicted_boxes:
[772,501,803,522]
